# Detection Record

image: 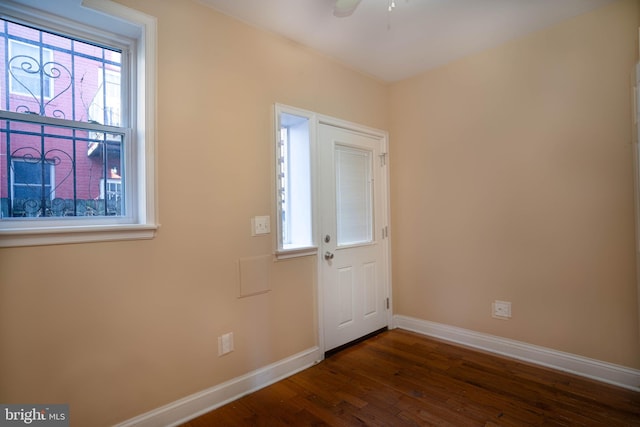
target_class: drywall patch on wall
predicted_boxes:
[238,255,272,297]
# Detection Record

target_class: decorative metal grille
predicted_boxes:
[0,18,125,218]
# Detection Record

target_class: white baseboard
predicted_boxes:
[393,315,640,392]
[114,346,323,427]
[114,319,639,426]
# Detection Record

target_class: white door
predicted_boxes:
[319,123,390,352]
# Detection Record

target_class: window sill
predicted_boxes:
[0,223,159,247]
[276,246,318,260]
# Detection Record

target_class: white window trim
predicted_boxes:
[274,104,318,259]
[0,0,158,247]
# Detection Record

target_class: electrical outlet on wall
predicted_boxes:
[218,332,234,356]
[492,300,512,320]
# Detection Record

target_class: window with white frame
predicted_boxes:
[10,158,54,215]
[9,40,54,99]
[99,167,122,216]
[276,105,315,256]
[101,178,122,201]
[0,0,157,247]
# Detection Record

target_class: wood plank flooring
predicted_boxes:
[181,329,640,426]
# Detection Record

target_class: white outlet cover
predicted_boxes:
[492,300,512,319]
[218,332,234,356]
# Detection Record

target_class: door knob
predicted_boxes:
[324,251,334,260]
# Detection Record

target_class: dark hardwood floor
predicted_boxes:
[181,329,640,426]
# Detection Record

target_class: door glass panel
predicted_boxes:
[335,144,373,246]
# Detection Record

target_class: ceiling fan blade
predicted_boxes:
[333,0,362,17]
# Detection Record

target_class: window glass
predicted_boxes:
[9,40,54,99]
[0,18,125,218]
[0,0,157,247]
[335,145,373,246]
[277,109,313,252]
[90,68,121,126]
[11,158,53,201]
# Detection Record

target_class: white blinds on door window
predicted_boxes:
[335,145,373,246]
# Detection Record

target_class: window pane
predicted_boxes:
[13,160,50,185]
[0,19,122,124]
[278,111,312,249]
[335,145,373,246]
[0,119,124,218]
[12,159,53,202]
[0,0,158,246]
[9,41,54,98]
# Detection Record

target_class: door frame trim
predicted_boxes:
[316,114,392,355]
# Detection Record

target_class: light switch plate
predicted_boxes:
[252,216,270,235]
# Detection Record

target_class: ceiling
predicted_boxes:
[197,0,616,82]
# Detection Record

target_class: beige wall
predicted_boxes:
[390,0,640,368]
[2,0,640,425]
[0,1,388,425]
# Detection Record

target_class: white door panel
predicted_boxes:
[320,124,389,351]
